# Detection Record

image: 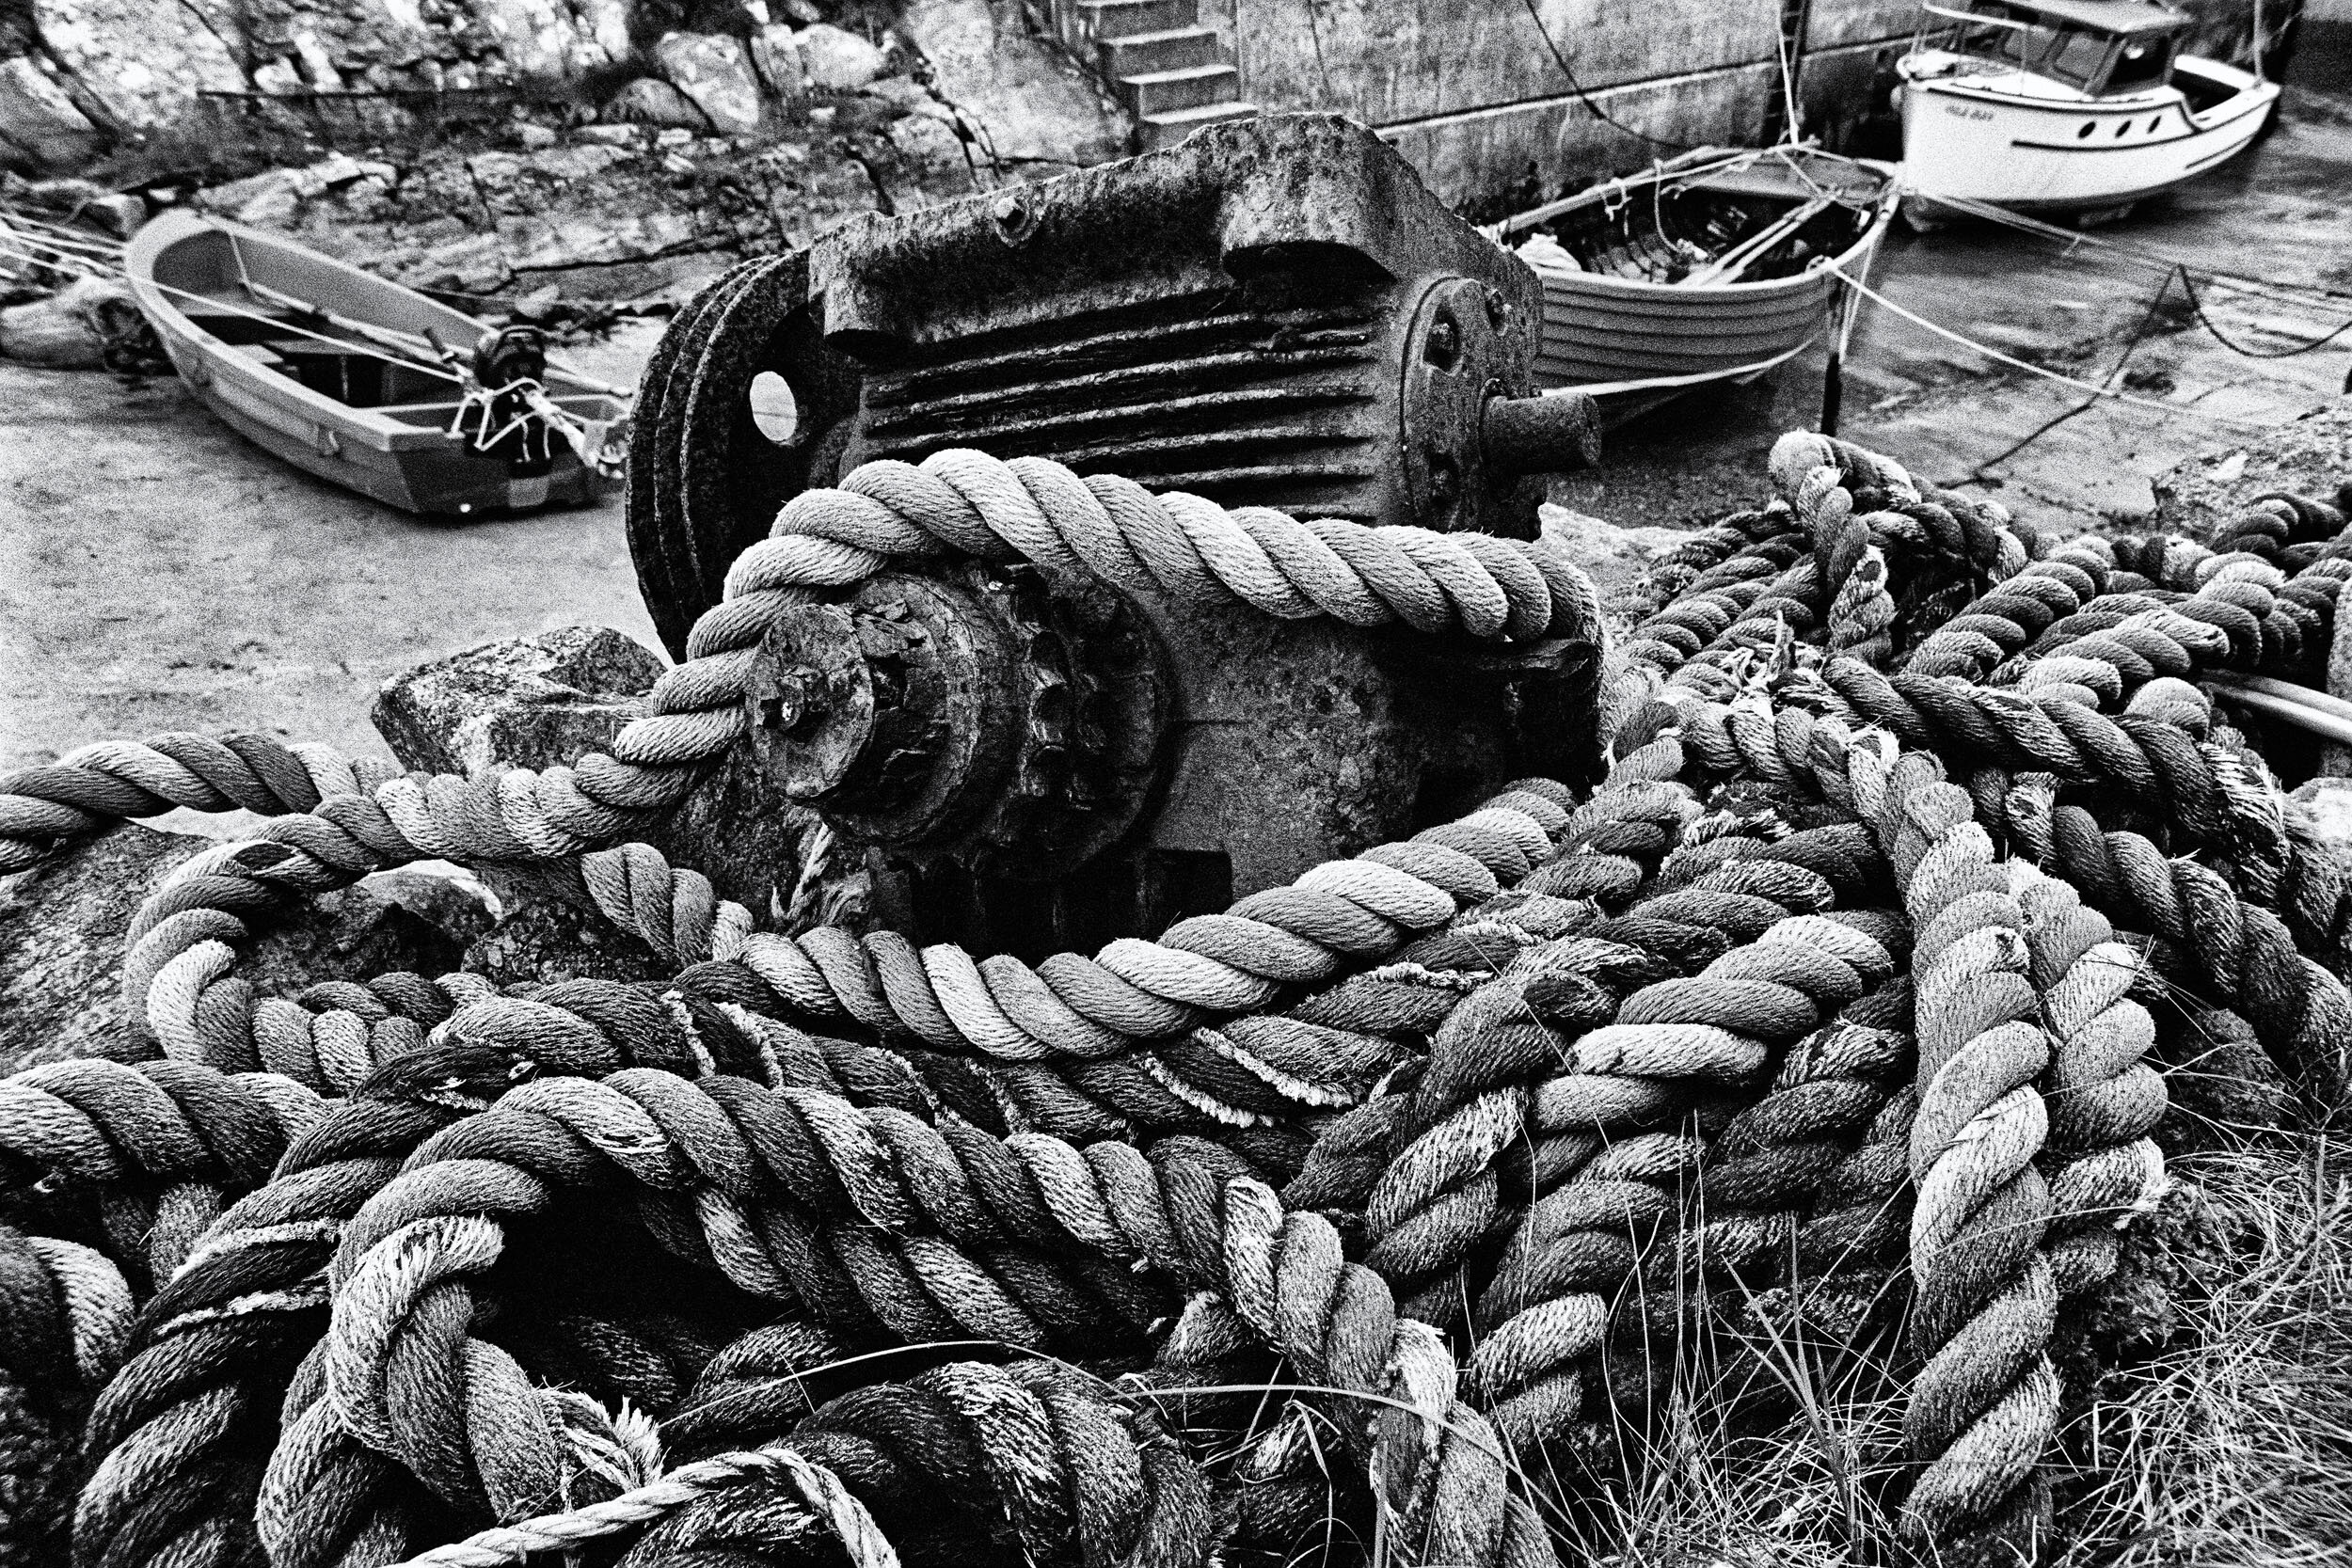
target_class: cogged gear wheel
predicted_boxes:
[742,563,1168,883]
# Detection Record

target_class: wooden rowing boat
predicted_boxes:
[1486,146,1899,423]
[124,210,628,515]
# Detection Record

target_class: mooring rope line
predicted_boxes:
[11,433,2352,1567]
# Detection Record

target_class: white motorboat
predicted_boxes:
[1895,0,2280,221]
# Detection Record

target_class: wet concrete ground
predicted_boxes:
[5,89,2350,773]
[1559,88,2352,530]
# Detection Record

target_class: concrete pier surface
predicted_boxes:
[1556,89,2352,528]
[6,92,2350,774]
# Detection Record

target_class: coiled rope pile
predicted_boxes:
[3,429,2348,1568]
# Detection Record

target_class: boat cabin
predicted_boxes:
[1913,0,2192,98]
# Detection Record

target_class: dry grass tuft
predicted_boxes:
[1541,1140,2352,1568]
[1141,1139,2349,1568]
[2051,1141,2352,1567]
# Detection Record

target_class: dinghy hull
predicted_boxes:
[1492,149,1898,423]
[126,212,623,516]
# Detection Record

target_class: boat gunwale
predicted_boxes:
[1517,216,1889,301]
[1906,67,2271,127]
[127,211,621,458]
[1499,151,1897,304]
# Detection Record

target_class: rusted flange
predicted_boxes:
[1400,277,1541,537]
[628,251,865,659]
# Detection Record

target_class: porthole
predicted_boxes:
[2115,120,2130,136]
[2078,121,2096,138]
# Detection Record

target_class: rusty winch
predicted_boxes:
[628,113,1606,959]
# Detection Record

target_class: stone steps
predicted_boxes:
[1134,98,1261,149]
[1069,0,1256,150]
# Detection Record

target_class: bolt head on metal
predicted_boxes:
[757,673,814,734]
[1425,318,1459,367]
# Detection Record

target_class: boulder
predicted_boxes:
[79,191,144,237]
[405,232,510,295]
[464,890,674,986]
[0,57,102,173]
[290,29,345,89]
[0,177,142,238]
[467,150,527,192]
[31,0,247,130]
[252,57,307,94]
[656,32,765,136]
[373,625,668,777]
[576,0,634,70]
[521,143,631,182]
[374,626,853,925]
[796,23,886,91]
[1538,502,1691,626]
[0,825,490,1074]
[473,0,596,79]
[603,75,711,130]
[0,275,144,370]
[195,166,302,224]
[748,24,805,104]
[887,110,961,164]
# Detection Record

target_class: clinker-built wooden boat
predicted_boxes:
[126,210,628,515]
[1486,146,1899,423]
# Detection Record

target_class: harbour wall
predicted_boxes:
[1168,0,2298,210]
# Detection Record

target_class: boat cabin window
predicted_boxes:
[1926,3,2185,95]
[2107,36,2173,87]
[2042,26,2114,87]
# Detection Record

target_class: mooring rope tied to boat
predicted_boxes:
[1921,189,2352,310]
[0,238,113,278]
[1826,259,2279,431]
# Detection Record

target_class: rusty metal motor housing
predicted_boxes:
[628,112,1603,960]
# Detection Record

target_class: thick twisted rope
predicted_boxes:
[1768,431,2033,669]
[1609,504,1802,635]
[1679,665,2352,973]
[3,449,1598,877]
[1987,769,2352,1107]
[74,1054,1550,1568]
[0,1224,134,1560]
[1462,909,1899,1452]
[1358,796,1891,1325]
[30,430,2352,1568]
[388,1440,897,1568]
[0,1058,326,1291]
[124,783,1574,1104]
[1648,677,2352,1108]
[1681,974,1917,1280]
